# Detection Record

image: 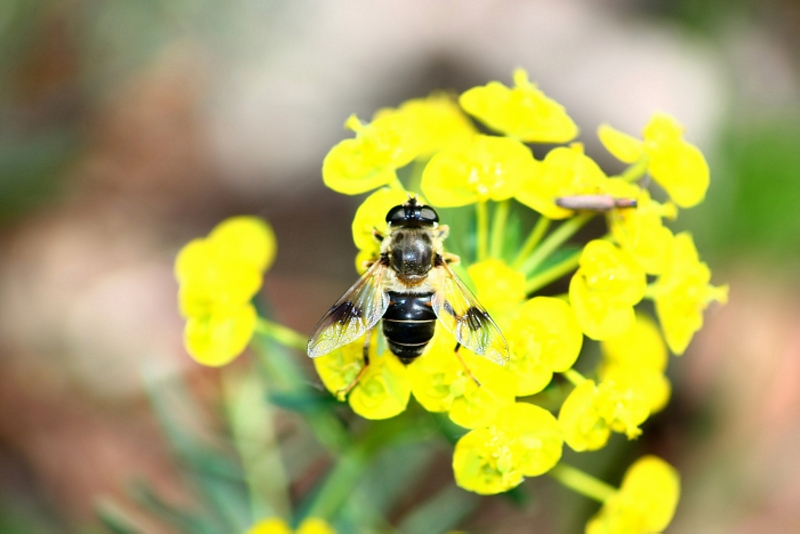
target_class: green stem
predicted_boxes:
[476,201,489,262]
[255,318,308,353]
[306,448,368,520]
[512,216,550,270]
[619,157,649,183]
[549,463,617,503]
[520,213,593,276]
[561,368,587,387]
[489,200,510,259]
[524,249,581,294]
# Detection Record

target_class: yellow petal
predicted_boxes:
[505,297,584,396]
[643,113,709,208]
[652,232,727,354]
[322,138,398,195]
[601,313,667,372]
[452,426,524,495]
[598,123,644,164]
[397,92,476,158]
[558,379,610,452]
[348,351,411,420]
[184,304,257,367]
[467,258,526,312]
[297,518,337,534]
[351,187,411,250]
[209,216,277,274]
[495,403,563,477]
[516,144,608,219]
[421,134,532,207]
[459,68,578,143]
[247,517,292,534]
[569,241,646,340]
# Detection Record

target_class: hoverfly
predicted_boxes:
[307,198,509,393]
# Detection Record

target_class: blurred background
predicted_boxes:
[1,0,800,532]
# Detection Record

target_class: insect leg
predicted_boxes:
[453,342,481,387]
[372,228,384,242]
[334,330,372,401]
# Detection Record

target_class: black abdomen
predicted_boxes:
[382,291,436,364]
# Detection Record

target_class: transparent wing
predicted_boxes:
[307,261,390,358]
[430,263,510,365]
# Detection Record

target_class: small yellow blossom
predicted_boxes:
[516,144,609,219]
[504,297,584,396]
[600,313,670,413]
[459,68,578,143]
[467,258,526,313]
[559,378,650,452]
[408,330,514,429]
[452,426,523,495]
[297,518,337,534]
[313,333,410,420]
[421,134,533,207]
[175,216,275,366]
[452,402,563,494]
[598,113,710,208]
[322,113,420,195]
[569,240,646,340]
[247,517,337,534]
[351,187,413,272]
[603,178,676,275]
[600,313,667,372]
[383,93,476,158]
[495,402,563,477]
[652,232,728,355]
[248,517,292,534]
[586,456,680,534]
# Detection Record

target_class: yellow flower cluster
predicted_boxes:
[175,216,276,366]
[247,517,336,534]
[169,68,724,533]
[316,70,725,519]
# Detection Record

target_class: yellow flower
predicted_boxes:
[385,93,476,158]
[600,313,671,413]
[504,297,584,396]
[652,232,728,355]
[175,216,275,366]
[598,113,710,208]
[603,178,676,275]
[516,144,609,219]
[569,240,646,340]
[459,68,578,143]
[452,402,563,495]
[420,134,533,207]
[586,456,680,534]
[408,329,514,429]
[452,426,523,495]
[351,187,413,273]
[495,402,563,477]
[247,517,337,534]
[296,518,337,534]
[313,333,411,420]
[248,517,292,534]
[558,378,650,452]
[467,258,526,313]
[322,113,420,195]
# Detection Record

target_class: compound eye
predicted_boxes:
[385,205,407,224]
[419,207,439,223]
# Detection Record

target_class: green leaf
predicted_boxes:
[397,484,479,534]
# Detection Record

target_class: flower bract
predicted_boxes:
[459,68,578,143]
